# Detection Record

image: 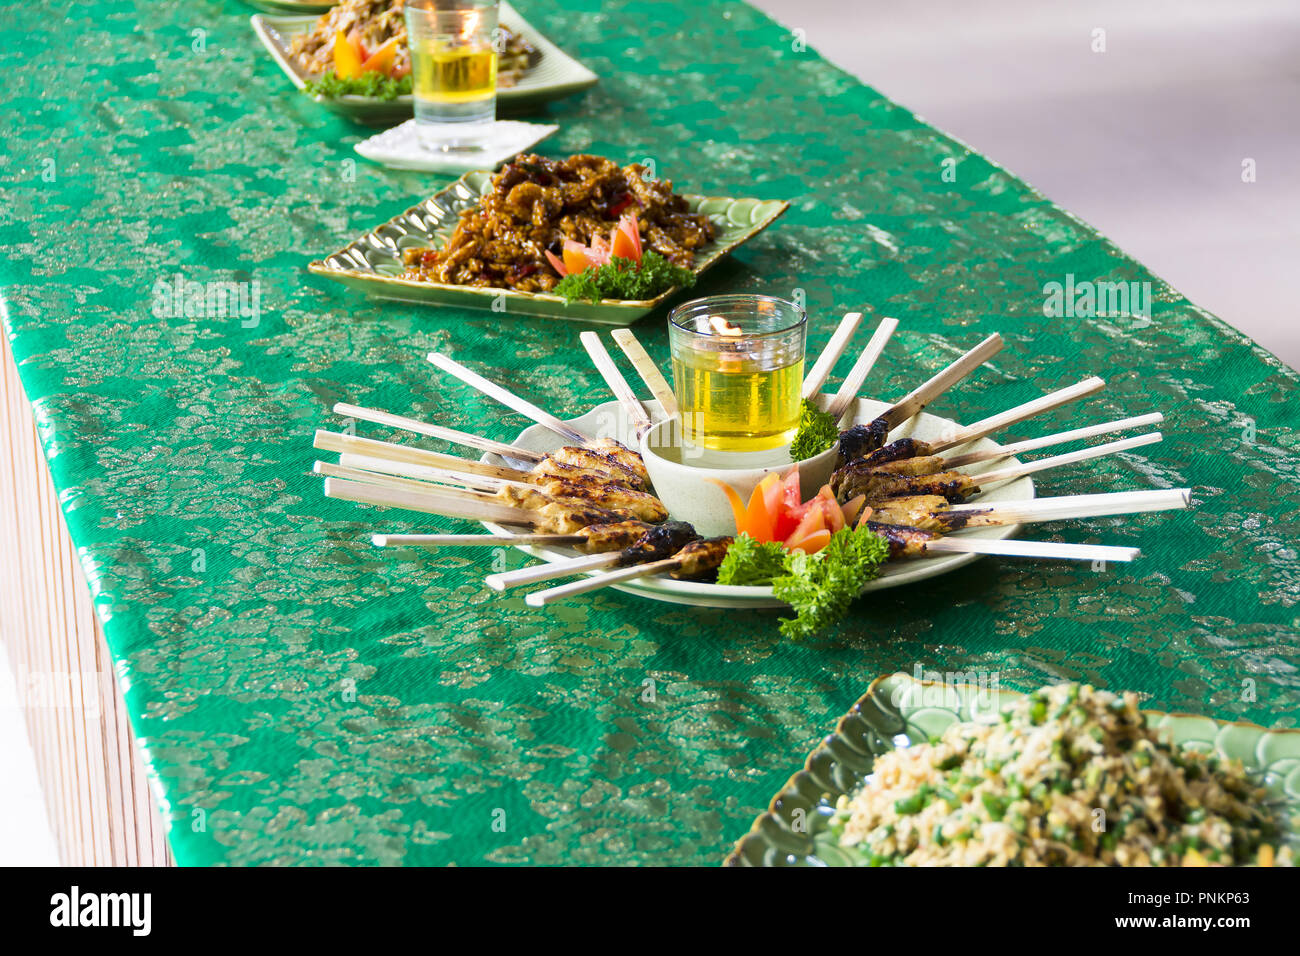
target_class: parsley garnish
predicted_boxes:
[789,399,839,461]
[716,534,789,586]
[772,526,891,641]
[716,526,891,640]
[305,70,413,102]
[552,252,695,304]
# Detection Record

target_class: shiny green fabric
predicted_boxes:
[1,0,1297,866]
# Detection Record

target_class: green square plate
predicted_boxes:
[724,672,1300,866]
[308,169,790,325]
[251,2,599,124]
[244,0,332,15]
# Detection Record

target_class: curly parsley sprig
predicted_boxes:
[553,252,695,304]
[305,70,412,102]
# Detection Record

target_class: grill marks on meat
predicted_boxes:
[540,444,648,490]
[617,521,701,565]
[836,419,893,466]
[573,521,652,554]
[837,469,979,504]
[669,537,734,580]
[401,154,714,292]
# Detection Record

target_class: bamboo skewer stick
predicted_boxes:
[486,553,622,591]
[943,412,1164,468]
[580,331,653,435]
[876,332,1004,431]
[927,376,1105,453]
[826,317,900,421]
[315,461,502,505]
[946,488,1191,524]
[611,329,679,419]
[323,477,530,525]
[335,452,517,493]
[922,537,1140,562]
[315,429,533,480]
[372,532,587,548]
[520,532,1140,608]
[525,556,683,606]
[801,312,863,400]
[971,432,1162,486]
[332,404,545,463]
[427,352,593,445]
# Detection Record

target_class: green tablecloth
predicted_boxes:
[2,0,1297,866]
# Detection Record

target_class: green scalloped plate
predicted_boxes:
[309,169,790,324]
[724,672,1300,866]
[251,2,599,123]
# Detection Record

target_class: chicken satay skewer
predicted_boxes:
[332,404,545,464]
[836,332,1004,460]
[801,312,864,400]
[839,432,1163,503]
[867,488,1191,531]
[862,523,1140,563]
[824,316,899,421]
[841,376,1106,469]
[524,537,733,607]
[486,521,702,591]
[858,412,1166,479]
[611,328,680,420]
[580,331,654,436]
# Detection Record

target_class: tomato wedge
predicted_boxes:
[840,494,867,527]
[787,505,826,545]
[787,529,831,555]
[544,249,568,277]
[562,240,594,276]
[360,36,400,75]
[771,469,804,543]
[706,478,749,535]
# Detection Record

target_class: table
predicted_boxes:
[1,0,1297,866]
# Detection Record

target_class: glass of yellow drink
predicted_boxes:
[404,0,498,148]
[668,295,807,454]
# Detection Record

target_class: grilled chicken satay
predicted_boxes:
[614,521,702,565]
[520,477,668,522]
[530,502,643,534]
[836,419,894,465]
[584,437,651,486]
[838,436,933,470]
[570,520,654,553]
[497,484,668,524]
[839,469,979,504]
[668,536,734,581]
[535,445,648,490]
[860,521,952,558]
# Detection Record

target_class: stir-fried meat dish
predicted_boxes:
[289,0,539,86]
[401,154,715,292]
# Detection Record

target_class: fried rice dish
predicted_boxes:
[832,683,1293,866]
[401,154,715,292]
[289,0,539,86]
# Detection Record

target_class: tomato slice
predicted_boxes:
[705,478,749,536]
[787,529,831,555]
[787,505,826,545]
[840,494,866,527]
[544,249,568,277]
[360,36,400,75]
[815,486,845,533]
[562,240,593,276]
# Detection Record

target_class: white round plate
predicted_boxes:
[480,399,1034,609]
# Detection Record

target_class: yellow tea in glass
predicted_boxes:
[668,296,807,453]
[405,0,498,143]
